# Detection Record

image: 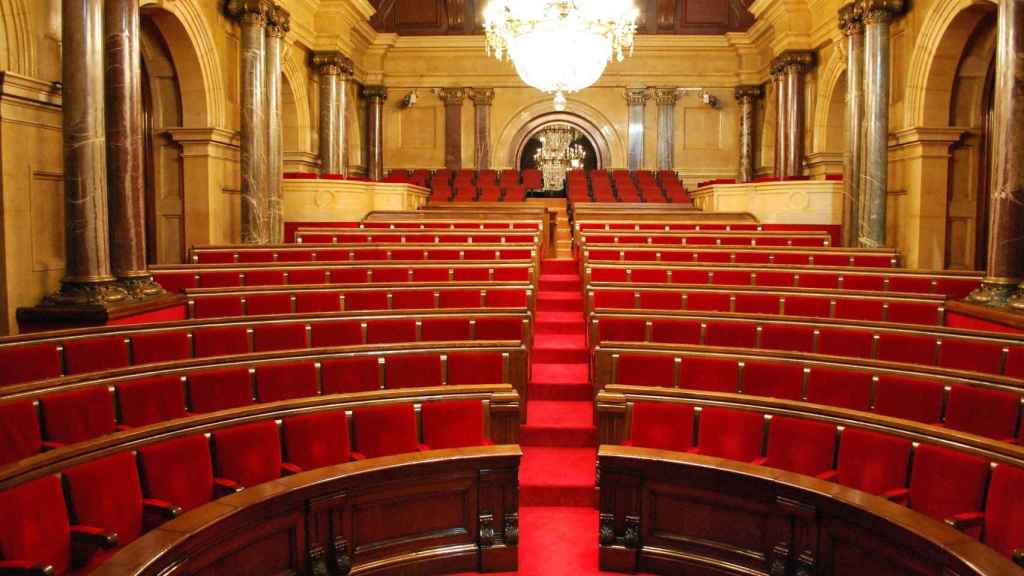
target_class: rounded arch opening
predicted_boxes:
[509,112,609,171]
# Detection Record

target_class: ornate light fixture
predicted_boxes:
[533,125,587,190]
[484,0,639,111]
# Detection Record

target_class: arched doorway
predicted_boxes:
[518,128,599,173]
[510,112,610,170]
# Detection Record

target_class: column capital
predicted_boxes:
[734,85,763,101]
[225,0,273,25]
[861,0,905,24]
[625,88,650,106]
[773,50,816,74]
[468,88,495,106]
[311,51,352,76]
[653,88,680,106]
[437,87,466,106]
[363,85,388,100]
[839,2,865,36]
[266,4,290,37]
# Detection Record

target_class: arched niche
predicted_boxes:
[496,98,625,169]
[812,46,848,155]
[510,113,609,171]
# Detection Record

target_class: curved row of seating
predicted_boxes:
[567,170,690,204]
[292,231,539,245]
[581,232,832,247]
[188,244,537,265]
[582,246,898,267]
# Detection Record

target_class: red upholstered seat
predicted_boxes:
[983,464,1024,561]
[64,452,144,548]
[618,353,675,387]
[212,421,284,487]
[439,289,482,308]
[825,427,911,496]
[252,322,307,352]
[392,289,435,310]
[876,332,936,365]
[421,318,471,341]
[453,267,489,282]
[632,268,669,283]
[138,434,215,513]
[295,291,342,313]
[1005,346,1024,379]
[784,296,831,318]
[192,325,250,358]
[0,400,42,466]
[833,298,884,321]
[625,401,694,452]
[321,357,380,394]
[944,385,1020,441]
[734,293,778,315]
[694,407,764,461]
[754,271,795,287]
[816,326,873,358]
[237,250,275,263]
[130,331,191,365]
[637,290,683,310]
[759,416,836,476]
[310,320,362,347]
[245,293,293,316]
[447,352,503,385]
[351,403,426,459]
[887,276,933,294]
[760,324,815,352]
[487,289,527,308]
[887,301,941,325]
[344,291,388,311]
[680,356,738,392]
[0,475,72,574]
[244,269,286,286]
[421,400,488,449]
[117,376,188,427]
[841,274,886,291]
[593,290,635,309]
[366,318,416,344]
[63,336,129,375]
[193,295,244,319]
[685,292,730,312]
[196,252,235,264]
[41,387,116,446]
[413,267,450,282]
[187,367,254,413]
[198,271,241,287]
[598,318,646,342]
[331,268,370,283]
[742,360,803,400]
[938,338,1005,375]
[385,354,441,388]
[283,410,350,471]
[650,319,701,344]
[873,375,944,424]
[805,367,872,411]
[255,362,318,402]
[896,444,989,524]
[153,271,197,293]
[0,343,62,387]
[797,273,839,290]
[591,268,628,282]
[475,317,523,340]
[704,321,757,348]
[713,270,752,286]
[286,268,326,284]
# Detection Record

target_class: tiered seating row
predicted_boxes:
[385,168,542,201]
[188,245,537,265]
[583,246,897,267]
[579,232,832,247]
[567,170,689,204]
[292,231,539,245]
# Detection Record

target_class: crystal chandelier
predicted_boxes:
[533,125,587,190]
[484,0,639,111]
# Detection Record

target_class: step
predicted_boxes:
[529,381,593,402]
[519,448,597,507]
[530,361,591,401]
[539,273,582,291]
[541,259,579,274]
[520,401,597,448]
[535,311,586,335]
[537,292,584,313]
[532,334,589,363]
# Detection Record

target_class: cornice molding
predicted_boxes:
[0,72,62,107]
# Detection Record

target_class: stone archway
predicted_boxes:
[497,97,625,169]
[510,112,610,171]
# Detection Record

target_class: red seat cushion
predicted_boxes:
[439,289,482,308]
[188,367,254,413]
[287,268,327,284]
[421,400,487,449]
[212,421,283,487]
[0,343,62,386]
[255,362,319,402]
[762,416,836,476]
[0,400,42,466]
[0,475,71,573]
[760,324,815,352]
[421,318,472,341]
[331,268,370,283]
[873,375,944,424]
[352,403,422,458]
[392,289,435,310]
[618,354,675,387]
[117,376,188,427]
[887,301,941,325]
[130,331,192,365]
[321,357,380,394]
[385,354,441,389]
[841,274,886,291]
[833,298,884,321]
[704,321,757,348]
[695,407,764,461]
[475,317,524,341]
[344,291,388,311]
[598,318,646,343]
[806,367,872,411]
[876,333,937,365]
[198,271,241,286]
[816,326,873,358]
[454,267,490,282]
[63,336,129,375]
[784,296,831,318]
[310,320,363,347]
[938,338,1005,374]
[41,387,116,445]
[734,293,779,315]
[637,290,683,310]
[64,451,144,545]
[245,293,293,316]
[252,323,308,352]
[487,289,527,308]
[797,273,839,290]
[366,319,416,344]
[685,292,731,312]
[944,385,1020,440]
[627,401,694,452]
[680,356,738,392]
[713,270,752,286]
[755,271,795,287]
[244,270,286,286]
[295,291,342,313]
[984,464,1024,560]
[192,325,250,358]
[192,295,244,319]
[906,444,989,522]
[283,410,350,471]
[447,352,504,385]
[650,319,700,344]
[833,427,911,495]
[138,434,214,513]
[593,290,634,309]
[742,360,803,400]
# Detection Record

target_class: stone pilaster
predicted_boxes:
[735,85,763,183]
[840,2,866,247]
[625,88,649,171]
[265,5,289,244]
[469,88,495,170]
[438,88,466,171]
[772,63,788,178]
[312,52,351,176]
[654,88,679,171]
[363,85,388,181]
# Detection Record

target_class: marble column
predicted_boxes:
[51,0,125,306]
[337,65,352,176]
[859,0,902,248]
[438,88,466,171]
[654,88,679,171]
[265,5,289,244]
[781,51,815,177]
[312,52,347,176]
[227,0,270,245]
[772,63,788,178]
[469,88,495,169]
[980,0,1024,308]
[840,2,866,248]
[735,86,762,183]
[364,86,388,181]
[626,88,649,171]
[104,0,160,297]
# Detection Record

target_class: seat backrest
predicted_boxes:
[63,335,130,375]
[873,375,944,424]
[447,352,504,386]
[984,464,1024,560]
[117,375,188,427]
[618,353,675,387]
[805,367,872,411]
[629,401,694,452]
[680,356,738,393]
[385,354,442,388]
[742,360,803,400]
[353,403,420,458]
[138,434,215,513]
[283,410,350,471]
[0,475,71,574]
[907,443,989,522]
[763,416,836,476]
[321,357,380,394]
[0,400,42,466]
[212,421,283,487]
[41,386,116,445]
[188,367,255,413]
[835,427,911,495]
[254,362,319,403]
[421,400,486,449]
[696,407,764,461]
[65,451,144,545]
[943,385,1020,441]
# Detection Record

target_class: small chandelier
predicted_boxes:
[484,0,639,111]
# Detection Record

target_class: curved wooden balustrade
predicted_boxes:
[597,446,1023,575]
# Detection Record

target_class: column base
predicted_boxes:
[964,277,1020,308]
[42,279,130,307]
[118,274,167,300]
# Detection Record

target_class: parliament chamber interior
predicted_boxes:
[3,0,1024,574]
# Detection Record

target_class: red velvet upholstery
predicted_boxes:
[421,400,487,449]
[421,318,472,341]
[796,273,839,289]
[138,434,215,513]
[938,338,1005,375]
[637,290,683,310]
[626,401,694,452]
[618,353,675,387]
[873,375,944,424]
[475,317,523,340]
[310,320,363,347]
[192,325,250,358]
[984,464,1024,560]
[487,289,527,308]
[593,290,635,309]
[283,410,350,470]
[366,319,416,344]
[193,295,244,319]
[321,357,380,394]
[331,268,370,283]
[681,356,738,392]
[246,293,294,316]
[447,352,503,385]
[830,427,911,495]
[392,289,434,310]
[760,324,815,352]
[734,293,778,314]
[252,323,307,352]
[65,451,144,545]
[153,271,197,293]
[833,299,884,322]
[352,403,423,458]
[887,301,940,325]
[295,292,342,313]
[237,251,275,264]
[761,416,836,476]
[494,267,530,282]
[438,289,482,309]
[650,319,701,344]
[255,362,319,402]
[117,376,188,427]
[288,269,327,284]
[805,367,872,411]
[756,271,795,287]
[385,354,441,388]
[454,268,489,282]
[694,407,764,461]
[742,360,803,400]
[599,318,646,342]
[0,475,71,574]
[904,444,989,522]
[944,385,1020,440]
[187,367,254,413]
[704,321,757,348]
[131,331,191,365]
[63,336,129,375]
[244,270,286,286]
[632,268,669,283]
[0,343,62,387]
[344,291,388,311]
[41,387,116,445]
[876,333,937,365]
[0,400,42,466]
[842,274,885,291]
[685,292,730,312]
[212,421,283,487]
[197,270,240,286]
[714,271,752,286]
[784,296,831,318]
[817,327,873,358]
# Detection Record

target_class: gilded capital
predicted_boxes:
[838,2,865,36]
[311,51,352,76]
[654,88,680,106]
[437,87,466,106]
[773,50,816,74]
[225,0,272,25]
[266,4,290,37]
[468,88,495,106]
[363,85,388,101]
[625,88,650,106]
[734,85,763,101]
[861,0,905,24]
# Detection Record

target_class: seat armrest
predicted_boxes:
[816,470,839,482]
[143,499,182,529]
[882,488,910,504]
[0,561,55,576]
[945,512,984,530]
[281,463,303,476]
[351,452,366,461]
[213,477,244,497]
[70,526,119,549]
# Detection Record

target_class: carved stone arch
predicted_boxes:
[281,46,312,154]
[508,113,610,171]
[496,98,626,169]
[140,0,226,128]
[904,0,997,127]
[0,0,36,77]
[812,45,847,154]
